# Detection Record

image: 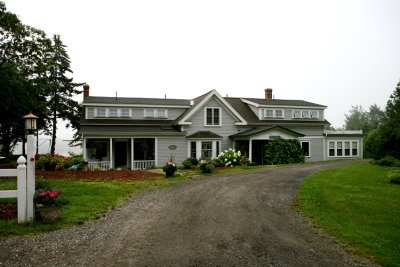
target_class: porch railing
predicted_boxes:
[132,160,156,170]
[88,161,110,171]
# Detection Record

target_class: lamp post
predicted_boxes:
[23,112,38,221]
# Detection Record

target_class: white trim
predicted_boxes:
[155,137,158,166]
[144,108,168,118]
[204,107,222,126]
[241,99,260,107]
[178,90,247,125]
[263,108,284,118]
[327,140,360,158]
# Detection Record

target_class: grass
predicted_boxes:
[0,175,187,237]
[297,161,400,266]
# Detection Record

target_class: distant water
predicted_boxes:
[12,137,82,156]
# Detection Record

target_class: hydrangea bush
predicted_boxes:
[216,148,244,167]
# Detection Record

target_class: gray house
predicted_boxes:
[80,85,363,170]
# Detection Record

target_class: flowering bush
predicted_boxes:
[35,189,69,207]
[163,161,177,177]
[216,148,244,167]
[35,153,84,171]
[199,160,214,173]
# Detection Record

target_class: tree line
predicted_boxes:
[0,1,82,158]
[342,81,400,159]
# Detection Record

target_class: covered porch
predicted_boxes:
[232,126,304,165]
[83,138,156,170]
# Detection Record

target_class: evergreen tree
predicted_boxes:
[45,34,83,154]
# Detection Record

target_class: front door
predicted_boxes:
[252,140,268,165]
[114,139,128,168]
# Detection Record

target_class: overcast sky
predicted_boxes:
[4,0,400,153]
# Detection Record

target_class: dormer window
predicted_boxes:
[109,108,118,117]
[205,107,221,126]
[293,109,319,119]
[96,108,106,117]
[144,109,168,118]
[264,109,284,118]
[95,108,131,118]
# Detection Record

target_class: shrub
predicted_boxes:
[199,160,214,173]
[189,158,199,166]
[216,148,244,167]
[182,159,193,169]
[388,170,400,185]
[375,156,400,167]
[264,139,305,165]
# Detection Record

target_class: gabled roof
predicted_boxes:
[242,98,327,108]
[230,126,305,138]
[186,131,222,139]
[175,90,247,126]
[83,96,190,107]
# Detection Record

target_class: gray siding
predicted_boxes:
[186,97,239,151]
[288,126,325,136]
[299,137,325,162]
[157,137,187,166]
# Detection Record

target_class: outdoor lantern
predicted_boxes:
[23,112,38,134]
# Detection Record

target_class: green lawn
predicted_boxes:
[297,161,400,266]
[0,175,187,237]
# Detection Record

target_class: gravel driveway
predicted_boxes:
[0,161,375,266]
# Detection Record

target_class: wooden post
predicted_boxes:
[26,134,35,221]
[16,156,27,223]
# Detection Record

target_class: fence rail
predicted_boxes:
[0,156,28,223]
[88,161,111,170]
[132,160,156,170]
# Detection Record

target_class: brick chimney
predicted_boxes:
[265,88,273,99]
[83,84,90,98]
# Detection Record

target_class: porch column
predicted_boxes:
[249,139,253,162]
[82,136,87,161]
[131,138,134,170]
[109,138,113,169]
[154,138,158,166]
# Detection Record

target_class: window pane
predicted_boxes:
[213,108,220,125]
[275,110,283,118]
[120,108,130,117]
[191,142,196,158]
[302,110,310,118]
[206,108,213,125]
[109,108,118,117]
[310,110,318,118]
[293,110,301,118]
[337,142,343,156]
[329,149,335,156]
[145,109,155,117]
[201,141,212,159]
[157,109,166,118]
[265,109,273,117]
[329,142,334,149]
[97,108,106,117]
[352,142,358,156]
[344,142,350,156]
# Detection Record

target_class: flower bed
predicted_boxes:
[36,169,163,181]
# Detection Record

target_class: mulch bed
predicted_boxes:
[36,169,163,181]
[0,204,17,221]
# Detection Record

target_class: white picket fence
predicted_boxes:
[0,156,32,223]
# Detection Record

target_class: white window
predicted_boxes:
[264,109,283,118]
[144,109,155,117]
[201,142,213,159]
[109,108,118,117]
[275,109,284,118]
[264,109,274,118]
[144,109,167,118]
[96,108,106,117]
[156,109,167,118]
[310,110,319,118]
[328,141,359,157]
[205,108,221,126]
[302,110,310,118]
[293,110,301,118]
[120,108,131,117]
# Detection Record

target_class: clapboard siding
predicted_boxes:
[157,137,188,166]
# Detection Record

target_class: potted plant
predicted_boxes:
[163,161,177,177]
[35,189,69,221]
